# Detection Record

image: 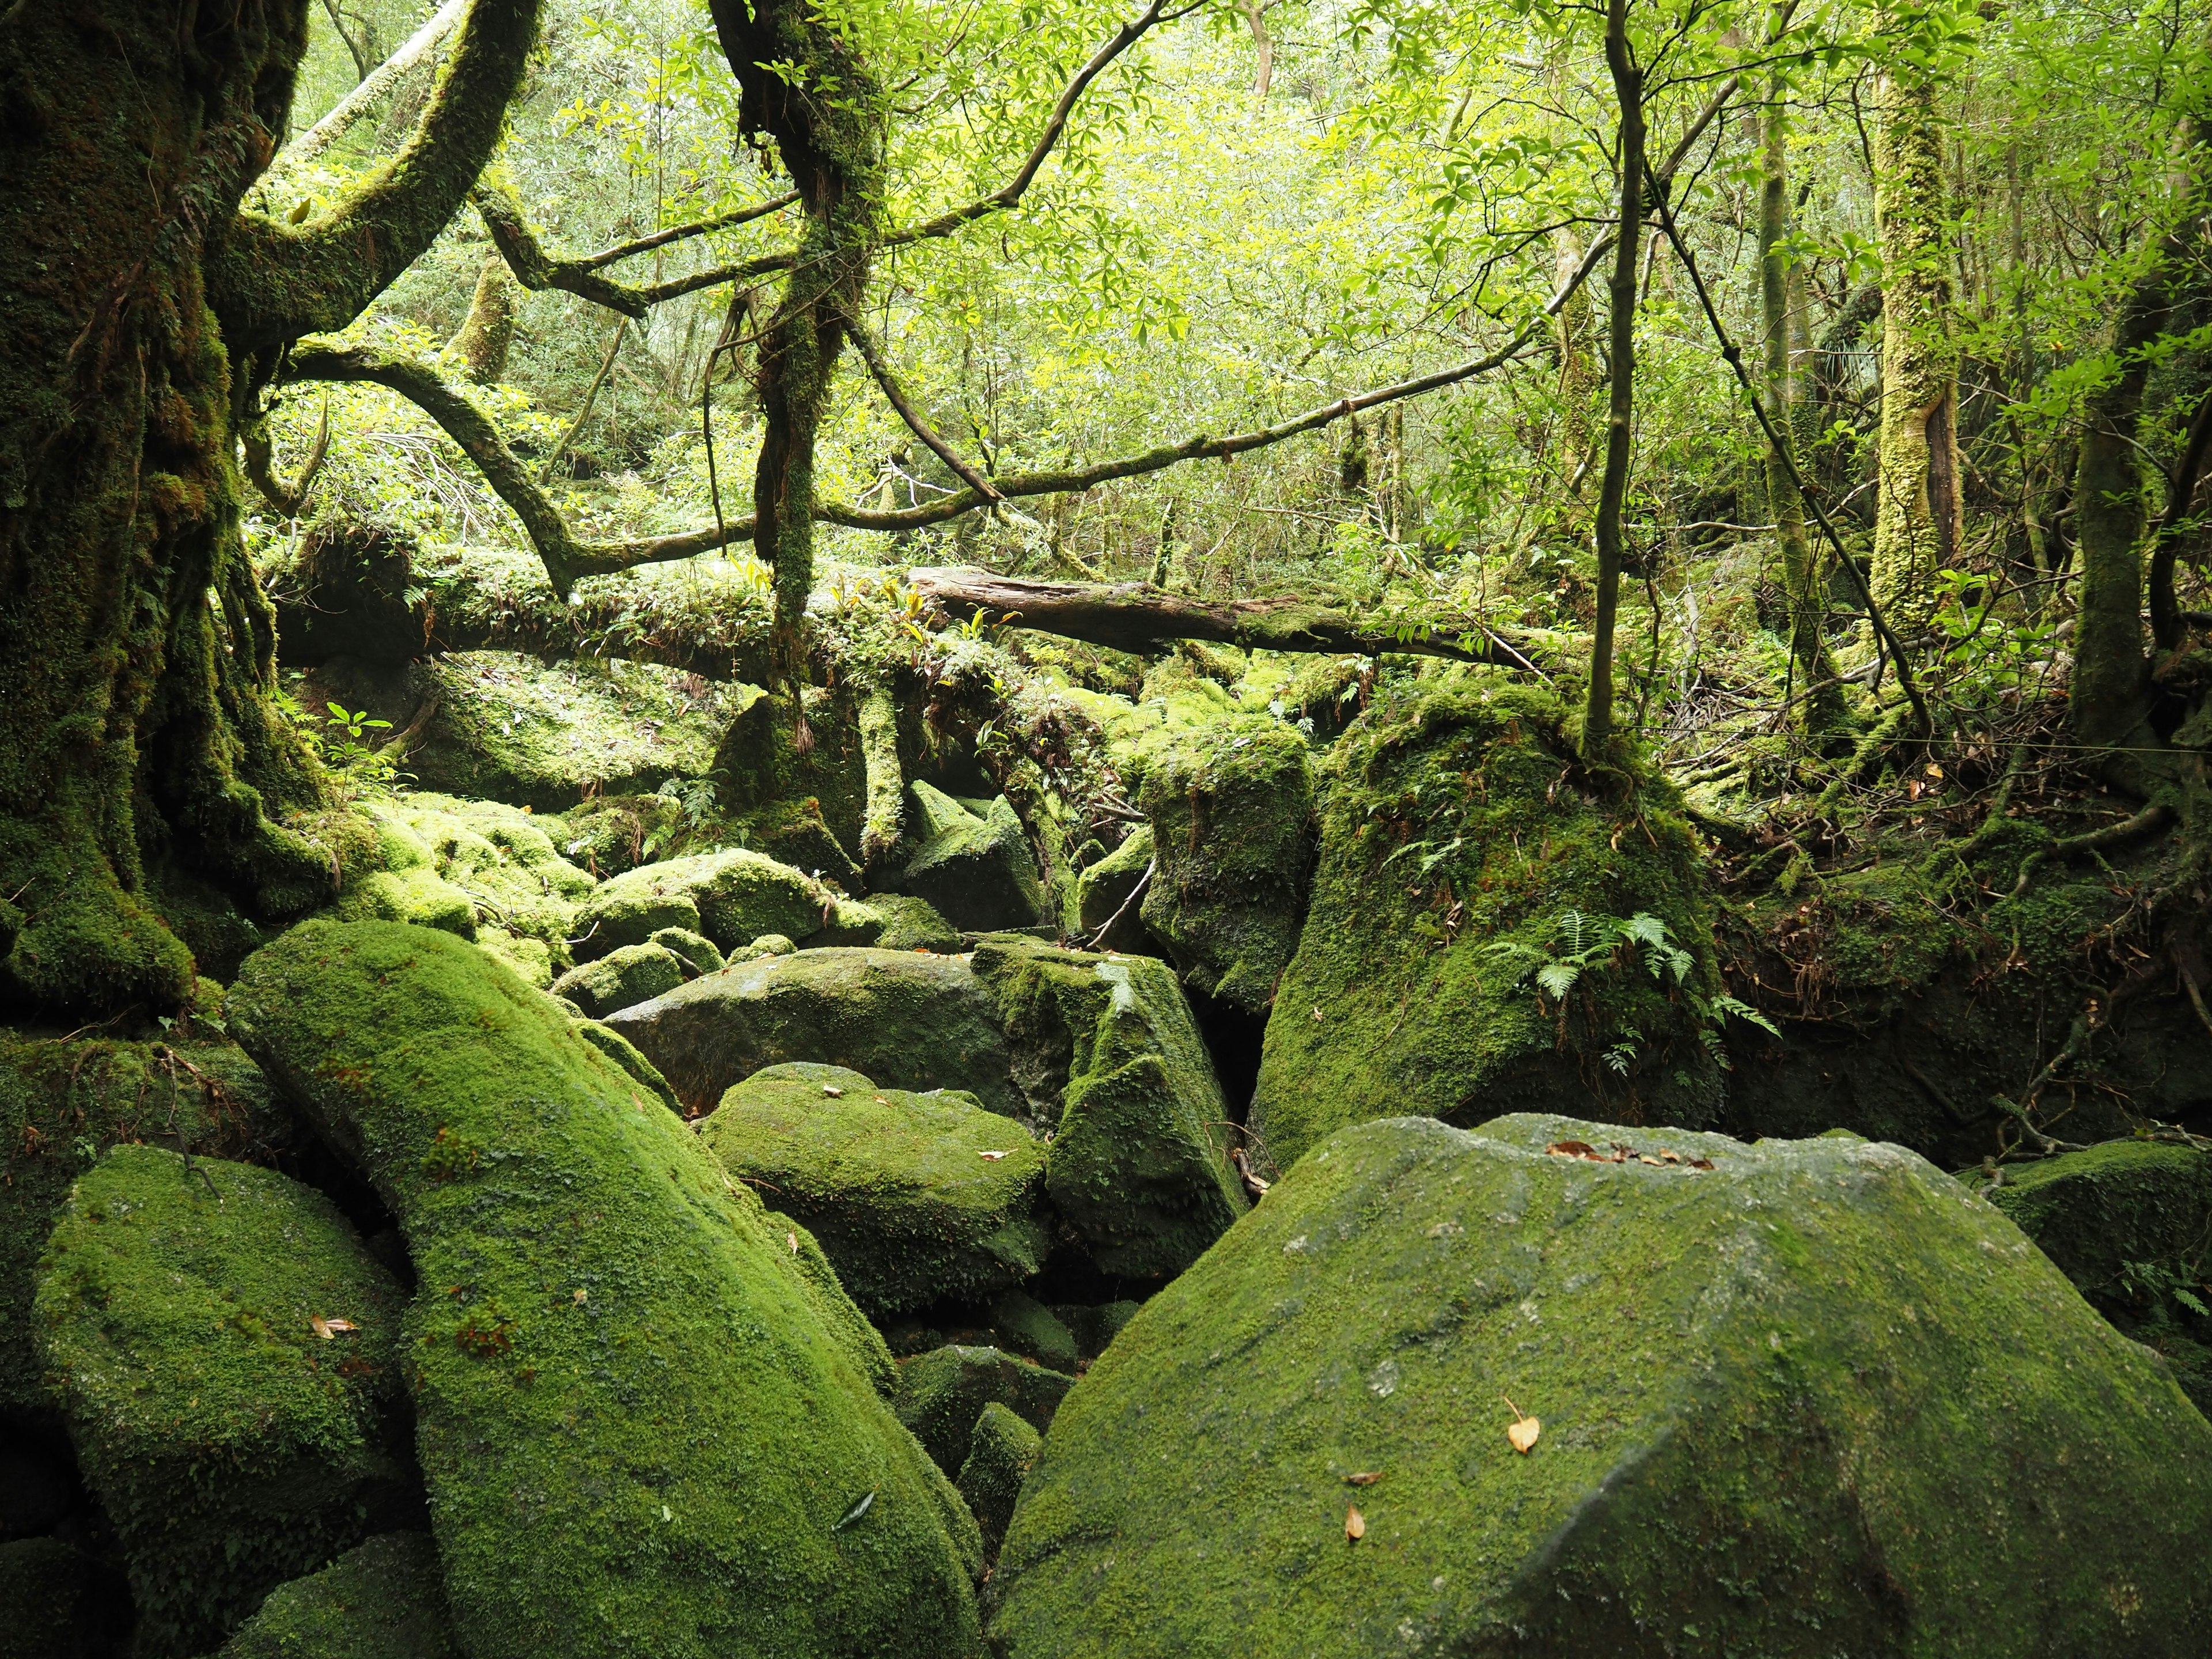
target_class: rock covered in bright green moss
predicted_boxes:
[215,1533,459,1659]
[332,866,476,940]
[699,1066,1047,1316]
[973,937,1244,1275]
[765,1209,900,1401]
[892,784,1044,932]
[567,1021,681,1115]
[991,1114,2212,1657]
[816,893,961,953]
[548,942,687,1017]
[957,1403,1041,1560]
[1137,721,1312,1013]
[607,946,1021,1116]
[897,1346,1075,1479]
[985,1292,1077,1371]
[648,926,724,973]
[384,794,597,984]
[1,1033,291,1414]
[1988,1139,2212,1410]
[229,922,984,1659]
[1249,678,1722,1174]
[573,850,833,960]
[34,1146,410,1658]
[1071,824,1153,953]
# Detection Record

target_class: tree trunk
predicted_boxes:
[0,0,539,1017]
[1583,0,1643,763]
[1759,69,1845,732]
[1869,40,1963,635]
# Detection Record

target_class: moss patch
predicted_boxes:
[548,942,687,1018]
[35,1147,410,1658]
[229,922,983,1659]
[215,1532,459,1659]
[891,786,1044,933]
[574,850,835,959]
[896,1346,1075,1480]
[992,1114,2212,1657]
[699,1069,1048,1316]
[957,1402,1041,1562]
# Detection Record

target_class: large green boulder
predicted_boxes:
[1,1033,290,1414]
[572,850,834,960]
[1248,680,1722,1175]
[973,937,1244,1277]
[957,1403,1041,1562]
[605,947,1021,1117]
[891,784,1044,932]
[1071,824,1153,953]
[699,1065,1048,1316]
[1136,721,1313,1014]
[33,1146,410,1658]
[991,1115,2212,1657]
[548,942,687,1018]
[229,922,984,1659]
[896,1345,1076,1480]
[215,1533,460,1659]
[1988,1139,2212,1411]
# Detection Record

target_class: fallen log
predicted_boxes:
[907,567,1555,669]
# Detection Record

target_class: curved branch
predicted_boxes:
[213,0,546,356]
[842,312,1002,499]
[578,192,801,270]
[473,180,796,320]
[272,0,469,173]
[283,342,757,592]
[881,0,1177,248]
[241,397,331,516]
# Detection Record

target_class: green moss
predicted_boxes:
[1050,1300,1140,1361]
[860,894,963,953]
[957,1402,1041,1561]
[892,786,1045,932]
[715,686,870,861]
[984,1293,1077,1371]
[699,1069,1047,1316]
[1137,721,1313,1013]
[1073,824,1152,946]
[896,1346,1075,1479]
[649,927,724,973]
[1249,677,1721,1173]
[548,942,687,1018]
[215,1533,459,1659]
[605,947,1021,1117]
[764,1209,900,1401]
[228,922,983,1658]
[568,1020,682,1115]
[0,1034,290,1414]
[574,850,835,959]
[332,868,478,939]
[738,797,867,889]
[547,794,690,878]
[992,1114,2212,1656]
[0,1537,100,1659]
[35,1146,409,1658]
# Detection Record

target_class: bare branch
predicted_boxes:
[577,192,800,270]
[473,180,796,319]
[842,313,1002,499]
[882,0,1177,248]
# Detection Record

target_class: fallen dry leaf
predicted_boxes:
[787,1232,800,1254]
[822,1085,844,1098]
[1638,1154,1662,1166]
[309,1316,356,1340]
[1545,1139,1599,1158]
[978,1150,1011,1161]
[1311,1005,1324,1023]
[1687,1157,1715,1171]
[1660,1149,1680,1164]
[1343,1471,1382,1486]
[1504,1396,1540,1455]
[1344,1505,1366,1541]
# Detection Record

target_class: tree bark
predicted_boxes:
[1869,33,1963,635]
[446,252,519,384]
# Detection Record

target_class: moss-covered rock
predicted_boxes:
[699,1067,1048,1316]
[736,796,867,891]
[957,1402,1041,1562]
[331,866,478,940]
[649,926,724,974]
[229,922,983,1659]
[1071,825,1153,953]
[1050,1300,1140,1361]
[568,1020,682,1115]
[34,1146,411,1658]
[1136,722,1313,1014]
[383,794,597,982]
[1988,1139,2212,1411]
[605,947,1021,1117]
[972,937,1244,1276]
[835,893,961,954]
[1249,679,1722,1175]
[548,793,691,879]
[547,942,687,1018]
[984,1293,1078,1372]
[714,685,871,863]
[896,1346,1075,1480]
[0,1536,113,1659]
[572,850,834,960]
[991,1113,2212,1657]
[765,1209,901,1402]
[1,1034,291,1415]
[215,1533,459,1659]
[891,785,1044,932]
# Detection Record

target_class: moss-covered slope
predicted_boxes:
[1249,679,1721,1173]
[34,1146,410,1658]
[991,1114,2212,1657]
[217,1532,460,1659]
[229,921,984,1659]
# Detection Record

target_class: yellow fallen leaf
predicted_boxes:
[1343,1471,1382,1486]
[822,1085,844,1098]
[573,1288,588,1304]
[1503,1396,1540,1454]
[309,1317,355,1340]
[1344,1505,1365,1542]
[787,1232,800,1254]
[978,1150,1011,1161]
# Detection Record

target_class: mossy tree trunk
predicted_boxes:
[705,0,886,693]
[1759,69,1846,733]
[0,0,539,1016]
[1869,35,1964,636]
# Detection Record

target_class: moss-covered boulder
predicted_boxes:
[1136,722,1313,1014]
[766,1207,901,1402]
[1248,680,1722,1175]
[991,1114,2212,1657]
[984,1292,1078,1372]
[649,926,724,974]
[215,1533,459,1659]
[1988,1139,2212,1411]
[891,785,1044,932]
[548,942,687,1018]
[229,922,983,1659]
[605,947,1021,1117]
[699,1066,1048,1316]
[896,1345,1076,1480]
[568,1020,683,1115]
[973,937,1244,1276]
[1071,824,1153,953]
[0,1536,119,1659]
[572,850,833,961]
[385,794,597,986]
[1,1033,292,1415]
[839,893,962,954]
[957,1403,1041,1561]
[33,1147,411,1658]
